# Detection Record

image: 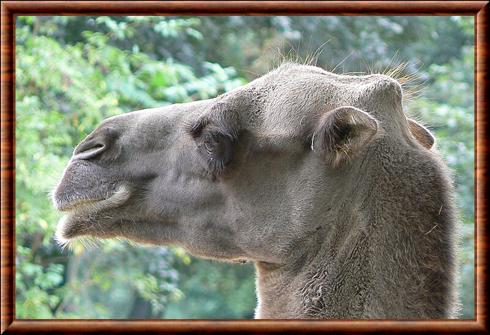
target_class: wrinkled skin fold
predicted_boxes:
[53,63,458,319]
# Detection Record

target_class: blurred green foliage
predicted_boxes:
[15,16,474,319]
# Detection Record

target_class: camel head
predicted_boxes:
[53,63,434,262]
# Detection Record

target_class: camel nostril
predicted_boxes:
[73,126,119,160]
[73,140,106,160]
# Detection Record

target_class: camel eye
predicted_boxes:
[198,131,235,174]
[204,139,215,154]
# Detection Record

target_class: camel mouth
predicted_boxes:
[54,185,132,244]
[54,197,107,212]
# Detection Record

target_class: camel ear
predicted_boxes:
[408,118,435,150]
[311,106,379,167]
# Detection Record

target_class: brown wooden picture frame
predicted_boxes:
[1,1,488,334]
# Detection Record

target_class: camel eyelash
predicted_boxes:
[185,119,208,138]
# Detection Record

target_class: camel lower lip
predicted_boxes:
[55,198,106,212]
[55,212,79,243]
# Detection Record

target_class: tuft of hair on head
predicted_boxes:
[270,39,331,70]
[354,52,426,105]
[329,51,357,75]
[380,56,427,106]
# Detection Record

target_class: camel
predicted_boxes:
[53,63,458,319]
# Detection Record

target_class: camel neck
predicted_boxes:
[254,204,371,318]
